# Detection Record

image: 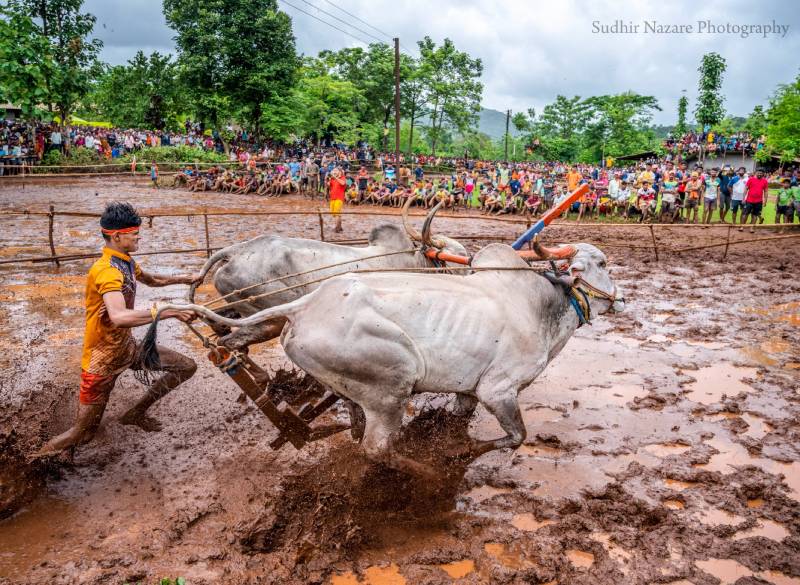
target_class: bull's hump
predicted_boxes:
[470,243,529,268]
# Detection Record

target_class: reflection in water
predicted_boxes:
[643,443,691,457]
[733,519,790,542]
[566,549,594,569]
[695,558,751,584]
[484,542,535,569]
[437,559,475,579]
[330,564,407,585]
[696,507,745,526]
[685,364,757,405]
[664,478,698,490]
[511,513,554,532]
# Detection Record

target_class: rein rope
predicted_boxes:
[200,248,419,308]
[190,264,553,316]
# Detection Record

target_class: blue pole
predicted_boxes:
[511,184,589,250]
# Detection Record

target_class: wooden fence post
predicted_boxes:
[48,205,59,267]
[526,216,532,250]
[649,224,659,261]
[722,225,732,260]
[203,208,212,258]
[317,208,325,242]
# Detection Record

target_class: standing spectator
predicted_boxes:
[718,166,733,223]
[741,169,769,233]
[775,177,794,234]
[702,168,721,224]
[328,167,346,233]
[729,167,748,225]
[50,127,63,153]
[356,166,369,198]
[305,158,320,198]
[398,164,411,187]
[684,172,703,224]
[566,166,581,193]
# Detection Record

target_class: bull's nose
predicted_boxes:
[612,300,626,313]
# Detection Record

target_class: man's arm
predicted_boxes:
[102,291,194,328]
[138,269,202,288]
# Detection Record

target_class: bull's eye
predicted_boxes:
[599,261,606,268]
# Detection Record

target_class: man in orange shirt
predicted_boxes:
[329,167,347,233]
[35,202,200,459]
[566,167,581,193]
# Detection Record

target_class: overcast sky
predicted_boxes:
[84,0,799,125]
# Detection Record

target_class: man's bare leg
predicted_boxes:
[33,402,107,457]
[121,346,197,432]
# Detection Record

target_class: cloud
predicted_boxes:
[84,0,800,124]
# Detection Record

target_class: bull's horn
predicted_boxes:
[402,195,423,242]
[531,235,577,260]
[421,201,447,249]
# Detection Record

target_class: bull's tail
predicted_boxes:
[135,296,311,379]
[187,247,233,303]
[187,237,268,302]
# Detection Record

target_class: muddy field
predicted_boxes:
[0,177,798,585]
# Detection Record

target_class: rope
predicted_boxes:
[201,248,418,308]
[200,264,551,314]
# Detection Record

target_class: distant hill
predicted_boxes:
[478,108,521,139]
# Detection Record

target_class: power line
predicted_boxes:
[318,0,392,41]
[294,0,387,45]
[277,0,374,46]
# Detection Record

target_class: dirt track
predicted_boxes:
[0,178,799,585]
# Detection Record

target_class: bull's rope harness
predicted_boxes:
[172,245,620,347]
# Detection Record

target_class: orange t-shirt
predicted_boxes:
[567,171,581,192]
[81,247,141,375]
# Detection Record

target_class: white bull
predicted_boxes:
[170,241,624,475]
[187,198,467,352]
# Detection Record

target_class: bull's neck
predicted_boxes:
[539,283,582,362]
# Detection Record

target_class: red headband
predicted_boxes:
[101,226,140,235]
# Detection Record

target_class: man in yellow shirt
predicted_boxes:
[36,202,200,458]
[637,163,655,187]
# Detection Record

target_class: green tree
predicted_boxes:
[320,44,404,149]
[675,95,689,136]
[694,52,726,129]
[260,92,305,142]
[711,116,743,137]
[0,9,55,119]
[295,66,367,145]
[164,0,297,137]
[763,73,800,163]
[742,104,767,138]
[87,51,183,130]
[582,92,661,160]
[10,0,102,128]
[532,95,591,160]
[511,109,536,134]
[401,58,429,156]
[417,36,483,156]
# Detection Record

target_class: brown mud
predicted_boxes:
[0,179,798,584]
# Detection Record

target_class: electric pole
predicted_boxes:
[504,109,511,161]
[394,38,401,165]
